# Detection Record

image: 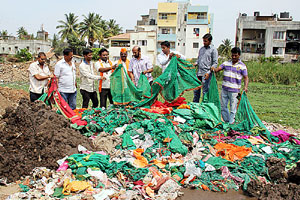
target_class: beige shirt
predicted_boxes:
[95,60,113,89]
[28,61,51,94]
[79,60,101,92]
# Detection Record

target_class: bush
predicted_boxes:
[152,65,162,79]
[15,48,32,62]
[92,48,101,61]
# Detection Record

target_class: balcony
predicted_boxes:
[157,34,176,42]
[187,19,208,25]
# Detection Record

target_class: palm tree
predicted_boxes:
[0,30,8,36]
[78,13,105,47]
[56,13,79,41]
[107,19,122,36]
[218,39,233,59]
[17,27,28,39]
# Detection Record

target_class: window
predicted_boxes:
[159,13,168,20]
[193,42,199,48]
[132,40,135,45]
[178,43,180,46]
[184,28,186,32]
[15,46,18,51]
[26,46,30,50]
[273,47,284,55]
[138,40,147,46]
[178,28,180,32]
[193,28,200,36]
[183,43,185,46]
[273,31,285,40]
[162,28,170,34]
[197,12,207,19]
[2,47,4,52]
[184,14,187,21]
[9,47,11,51]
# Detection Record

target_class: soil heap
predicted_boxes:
[0,98,94,183]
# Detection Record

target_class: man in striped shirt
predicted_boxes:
[213,47,249,124]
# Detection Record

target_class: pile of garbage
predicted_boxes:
[4,98,300,199]
[0,62,30,83]
[0,98,94,183]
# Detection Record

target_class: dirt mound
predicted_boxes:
[0,86,28,116]
[0,62,30,83]
[0,98,94,183]
[246,157,300,200]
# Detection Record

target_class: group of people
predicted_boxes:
[28,33,248,124]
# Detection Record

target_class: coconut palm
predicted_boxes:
[17,27,28,39]
[56,13,79,41]
[218,39,233,59]
[107,19,122,36]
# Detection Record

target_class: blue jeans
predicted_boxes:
[193,74,211,103]
[221,89,239,124]
[60,91,77,110]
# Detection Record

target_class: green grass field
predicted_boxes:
[1,81,299,129]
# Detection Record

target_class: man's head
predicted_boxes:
[63,48,73,62]
[132,46,141,59]
[161,41,170,55]
[120,48,128,62]
[202,33,212,47]
[231,47,241,63]
[83,48,93,62]
[99,48,109,62]
[37,52,47,66]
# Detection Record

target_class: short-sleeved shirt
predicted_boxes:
[95,60,112,89]
[157,51,186,72]
[129,56,153,85]
[196,45,218,76]
[220,60,248,93]
[54,59,76,93]
[28,61,51,94]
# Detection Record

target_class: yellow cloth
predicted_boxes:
[133,148,148,168]
[62,179,93,195]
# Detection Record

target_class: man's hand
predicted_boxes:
[244,87,248,93]
[143,71,147,75]
[210,67,215,72]
[169,52,175,59]
[112,64,117,69]
[204,73,210,80]
[175,54,181,58]
[49,74,54,78]
[193,63,198,67]
[102,77,106,80]
[75,82,78,88]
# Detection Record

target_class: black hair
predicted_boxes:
[99,48,109,56]
[203,33,213,42]
[83,48,93,56]
[37,52,46,58]
[231,47,241,55]
[161,41,170,48]
[63,48,73,56]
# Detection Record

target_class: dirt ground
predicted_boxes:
[0,86,28,116]
[0,98,94,183]
[0,62,30,84]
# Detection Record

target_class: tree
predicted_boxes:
[15,48,32,62]
[78,12,104,47]
[17,27,28,39]
[56,13,79,41]
[52,34,59,49]
[107,19,122,36]
[0,30,8,36]
[218,39,233,59]
[67,35,86,55]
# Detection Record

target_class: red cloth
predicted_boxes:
[151,100,168,108]
[47,77,87,126]
[164,97,187,107]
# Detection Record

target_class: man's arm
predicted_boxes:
[128,71,135,85]
[244,75,249,93]
[211,48,219,69]
[79,64,102,80]
[143,58,153,74]
[157,54,169,66]
[34,74,53,80]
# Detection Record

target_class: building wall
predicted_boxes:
[157,3,178,27]
[108,39,131,62]
[0,39,51,55]
[130,31,157,65]
[185,25,209,59]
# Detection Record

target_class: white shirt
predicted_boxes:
[28,61,51,94]
[54,59,76,93]
[79,60,101,92]
[129,56,153,86]
[95,60,113,89]
[157,51,186,72]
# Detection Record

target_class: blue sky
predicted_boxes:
[0,0,299,46]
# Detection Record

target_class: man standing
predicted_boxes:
[129,46,153,86]
[114,48,130,74]
[157,41,186,72]
[79,49,104,108]
[193,33,218,103]
[54,48,77,110]
[213,47,248,124]
[28,52,53,102]
[95,48,116,108]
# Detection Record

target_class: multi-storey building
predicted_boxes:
[236,12,300,62]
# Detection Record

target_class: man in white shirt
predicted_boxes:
[157,41,186,72]
[54,48,77,110]
[95,48,116,108]
[128,46,153,86]
[79,49,104,108]
[28,52,53,102]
